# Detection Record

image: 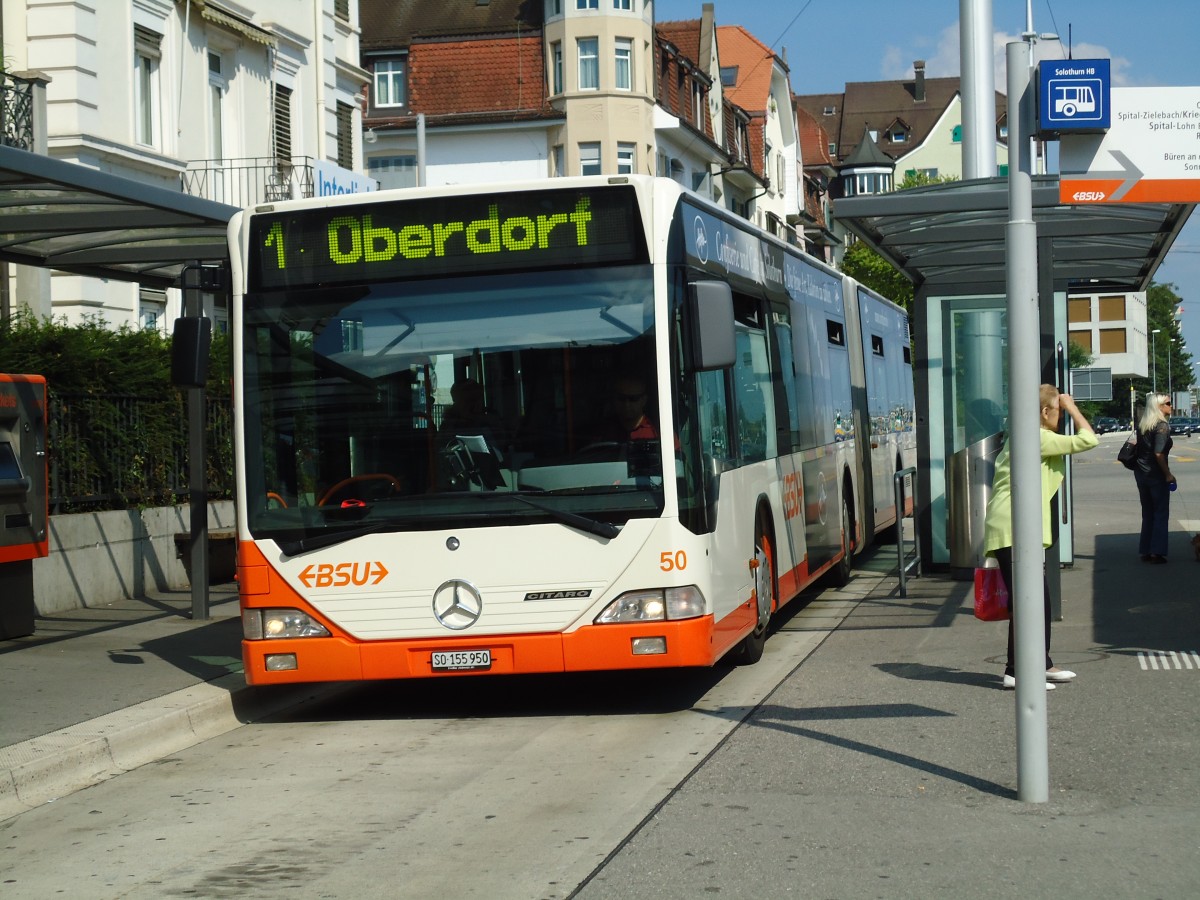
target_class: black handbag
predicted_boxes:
[1117,431,1138,470]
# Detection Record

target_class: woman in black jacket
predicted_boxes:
[1135,393,1176,563]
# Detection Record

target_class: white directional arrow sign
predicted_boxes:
[1060,86,1200,204]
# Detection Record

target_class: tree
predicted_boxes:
[838,171,960,312]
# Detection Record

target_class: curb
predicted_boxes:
[0,675,332,821]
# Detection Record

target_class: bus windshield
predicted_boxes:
[242,264,664,545]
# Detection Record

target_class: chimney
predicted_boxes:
[914,60,926,102]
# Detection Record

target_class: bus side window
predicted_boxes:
[732,327,776,465]
[771,315,800,453]
[695,369,730,465]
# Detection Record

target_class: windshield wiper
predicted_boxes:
[278,521,403,557]
[509,494,621,539]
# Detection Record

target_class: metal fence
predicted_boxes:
[49,392,233,514]
[0,72,36,151]
[181,156,316,207]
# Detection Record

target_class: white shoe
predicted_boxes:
[1003,674,1054,690]
[1046,668,1077,683]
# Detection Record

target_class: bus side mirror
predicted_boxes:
[688,281,735,371]
[171,317,213,388]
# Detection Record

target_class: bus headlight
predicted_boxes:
[243,608,331,640]
[595,586,706,624]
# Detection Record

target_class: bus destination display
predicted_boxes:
[249,186,646,290]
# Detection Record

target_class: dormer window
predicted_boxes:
[889,128,907,143]
[823,105,836,116]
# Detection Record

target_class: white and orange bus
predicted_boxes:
[228,175,915,684]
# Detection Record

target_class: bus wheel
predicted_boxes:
[732,528,774,665]
[830,492,853,587]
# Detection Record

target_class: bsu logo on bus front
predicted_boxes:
[298,561,389,588]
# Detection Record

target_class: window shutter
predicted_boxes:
[336,102,354,169]
[273,84,293,160]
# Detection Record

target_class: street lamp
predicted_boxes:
[1167,337,1175,406]
[1151,328,1161,395]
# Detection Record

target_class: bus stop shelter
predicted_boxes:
[834,175,1193,578]
[0,143,235,291]
[0,143,237,630]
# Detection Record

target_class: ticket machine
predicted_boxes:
[0,374,48,639]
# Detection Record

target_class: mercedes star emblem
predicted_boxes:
[432,579,483,630]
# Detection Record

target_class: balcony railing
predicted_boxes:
[1,72,38,151]
[181,157,316,207]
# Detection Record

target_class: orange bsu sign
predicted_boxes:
[298,561,390,588]
[1060,86,1200,205]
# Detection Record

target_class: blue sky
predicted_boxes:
[656,0,1200,386]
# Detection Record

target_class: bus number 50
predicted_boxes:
[660,550,688,572]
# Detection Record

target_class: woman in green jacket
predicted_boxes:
[982,384,1098,690]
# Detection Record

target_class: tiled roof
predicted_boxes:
[796,75,1008,166]
[360,0,541,50]
[795,103,833,167]
[715,25,783,113]
[372,35,556,124]
[656,19,702,61]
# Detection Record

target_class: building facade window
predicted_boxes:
[208,51,226,162]
[579,142,601,175]
[578,38,599,90]
[374,58,408,109]
[1099,295,1127,321]
[577,0,598,8]
[133,25,162,147]
[1068,298,1092,323]
[1099,328,1127,354]
[551,42,564,94]
[615,38,632,91]
[617,142,635,174]
[613,0,633,9]
[367,155,418,190]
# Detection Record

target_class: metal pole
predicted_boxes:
[959,0,997,179]
[1167,338,1173,403]
[1006,40,1049,803]
[417,113,426,187]
[182,270,210,621]
[1151,329,1158,395]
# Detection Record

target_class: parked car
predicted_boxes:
[1093,417,1123,434]
[1169,416,1198,436]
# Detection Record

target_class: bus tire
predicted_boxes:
[731,525,774,666]
[830,491,854,587]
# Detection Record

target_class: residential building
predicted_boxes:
[359,1,800,241]
[794,61,1010,261]
[0,0,368,331]
[1068,290,1150,380]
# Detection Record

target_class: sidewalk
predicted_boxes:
[0,584,331,820]
[3,437,1197,859]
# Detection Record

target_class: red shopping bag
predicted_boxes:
[973,566,1010,621]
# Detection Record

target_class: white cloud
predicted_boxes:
[880,23,1132,93]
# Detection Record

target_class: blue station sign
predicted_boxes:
[1037,58,1111,135]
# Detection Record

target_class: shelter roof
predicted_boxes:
[834,176,1193,295]
[0,145,236,289]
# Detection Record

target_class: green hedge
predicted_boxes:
[0,314,233,511]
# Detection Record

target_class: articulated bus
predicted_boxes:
[228,175,915,684]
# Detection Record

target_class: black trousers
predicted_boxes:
[992,545,1053,677]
